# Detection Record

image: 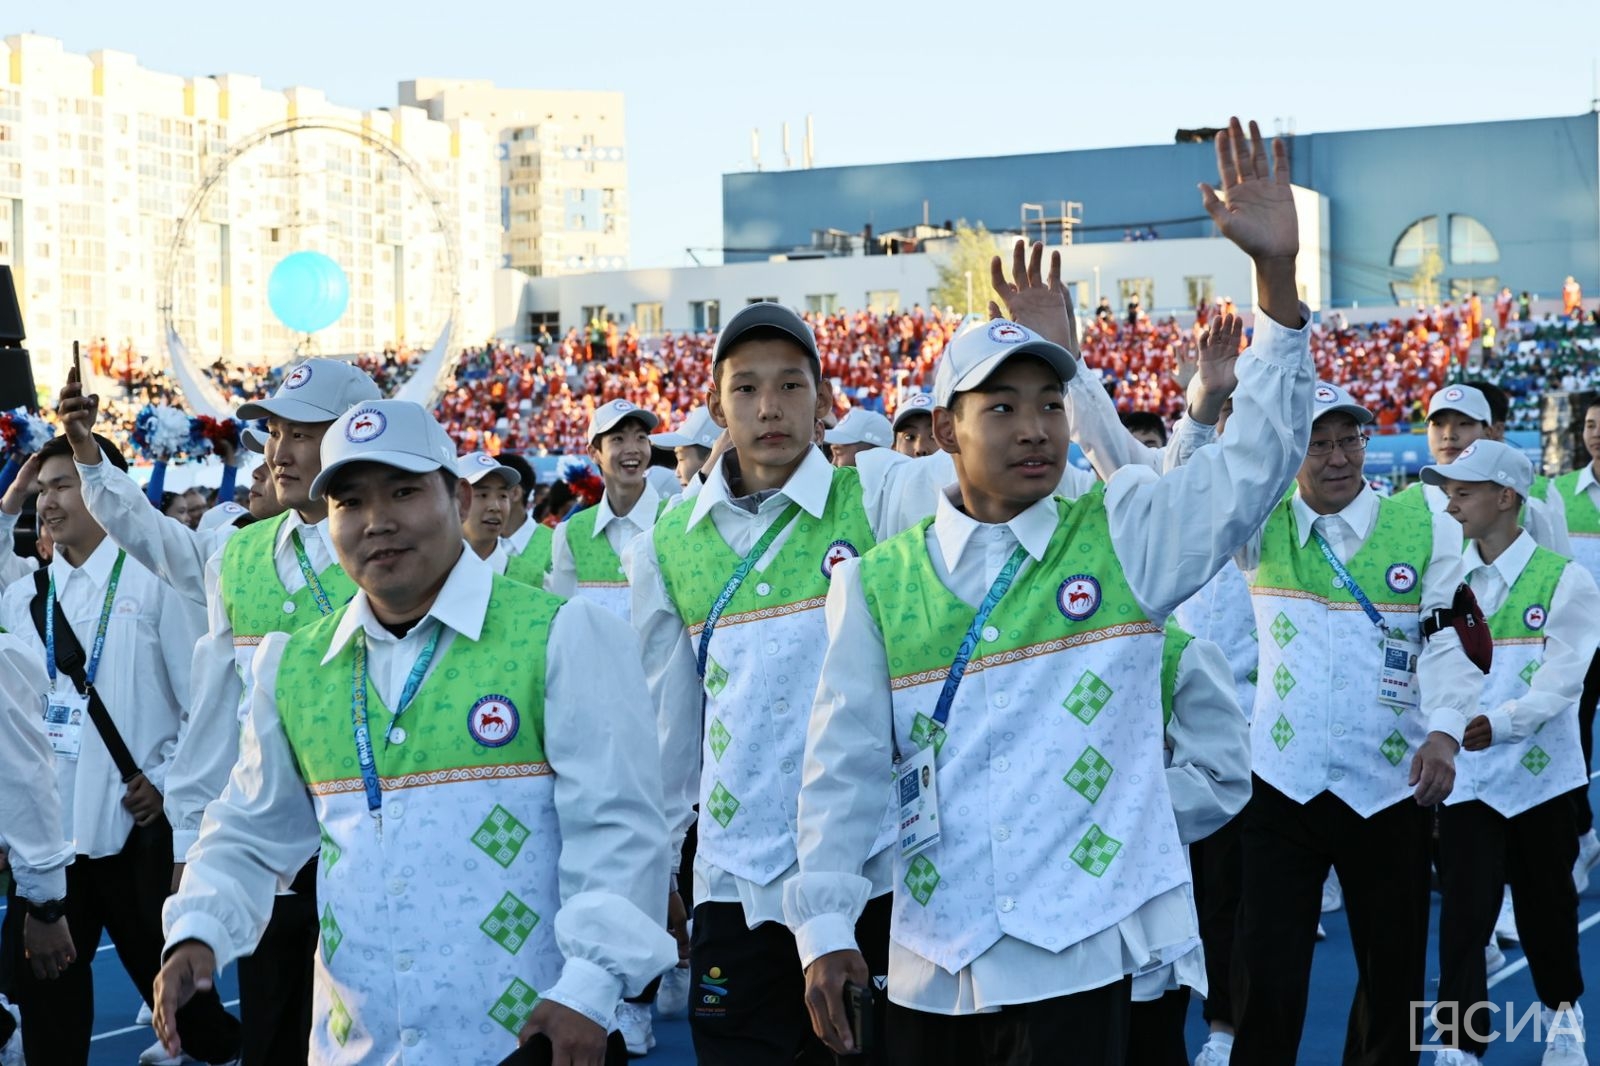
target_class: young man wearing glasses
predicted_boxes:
[1222,381,1486,1065]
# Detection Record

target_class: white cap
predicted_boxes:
[236,358,382,424]
[587,398,660,443]
[310,400,458,500]
[1420,439,1532,498]
[1311,381,1375,425]
[892,392,935,429]
[456,452,521,487]
[1427,384,1492,424]
[824,408,893,448]
[650,406,720,450]
[241,425,266,454]
[931,320,1077,408]
[197,501,249,533]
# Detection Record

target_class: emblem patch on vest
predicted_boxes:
[345,408,387,443]
[469,694,520,747]
[1385,563,1418,594]
[821,540,859,578]
[285,364,313,389]
[1524,604,1547,630]
[1057,575,1102,621]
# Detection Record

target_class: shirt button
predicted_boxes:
[282,600,297,614]
[766,641,780,655]
[999,897,1016,913]
[780,759,796,774]
[982,625,1000,643]
[1334,678,1348,691]
[1330,769,1344,782]
[401,1029,419,1047]
[388,801,404,820]
[756,582,772,597]
[994,693,1009,709]
[397,954,413,972]
[773,700,789,715]
[994,757,1010,773]
[1332,725,1345,737]
[389,879,406,896]
[389,727,408,745]
[995,826,1010,842]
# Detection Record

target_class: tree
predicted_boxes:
[931,223,1001,315]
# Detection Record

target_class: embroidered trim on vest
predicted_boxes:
[307,761,554,797]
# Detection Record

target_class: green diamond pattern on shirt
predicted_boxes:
[1273,663,1297,700]
[1247,667,1259,685]
[904,855,940,906]
[1063,746,1114,804]
[1380,730,1409,767]
[704,658,730,698]
[1521,660,1542,687]
[319,905,343,962]
[480,891,541,955]
[471,805,531,868]
[1070,824,1123,877]
[909,712,947,756]
[707,781,740,827]
[328,987,352,1047]
[1271,714,1295,751]
[1063,671,1114,725]
[1522,746,1552,776]
[708,718,732,762]
[1270,612,1299,648]
[318,824,341,871]
[489,978,541,1035]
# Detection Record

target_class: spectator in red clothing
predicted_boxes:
[1495,287,1514,331]
[1565,276,1584,319]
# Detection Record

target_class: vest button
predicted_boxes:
[1334,678,1348,691]
[773,700,789,715]
[1332,724,1345,737]
[401,1029,419,1047]
[282,600,297,614]
[766,641,780,655]
[982,625,1000,643]
[396,953,413,972]
[993,757,1010,773]
[999,896,1016,913]
[390,727,408,745]
[995,826,1011,842]
[756,582,772,597]
[780,759,796,774]
[1329,769,1344,781]
[388,801,405,820]
[994,693,1010,709]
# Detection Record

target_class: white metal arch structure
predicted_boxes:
[160,115,462,417]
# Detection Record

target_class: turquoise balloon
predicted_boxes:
[268,251,349,334]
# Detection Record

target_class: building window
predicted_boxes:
[806,294,838,314]
[1117,278,1154,313]
[865,290,900,314]
[1391,216,1440,271]
[1390,216,1442,304]
[690,300,720,333]
[634,302,664,334]
[581,304,609,327]
[1448,215,1499,265]
[1185,276,1215,310]
[526,311,559,340]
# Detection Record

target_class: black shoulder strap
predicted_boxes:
[28,569,142,781]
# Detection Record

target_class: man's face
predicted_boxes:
[829,441,876,468]
[935,356,1069,517]
[183,489,207,529]
[588,419,652,489]
[463,473,514,547]
[248,462,282,520]
[894,413,936,458]
[1426,410,1489,465]
[1297,414,1367,515]
[325,464,468,610]
[35,455,103,560]
[707,340,828,475]
[673,446,710,487]
[265,417,333,511]
[1585,405,1600,469]
[1440,477,1516,542]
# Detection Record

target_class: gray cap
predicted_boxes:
[456,452,522,487]
[892,392,935,429]
[650,406,720,450]
[1311,381,1375,426]
[713,302,819,365]
[1427,384,1492,424]
[932,319,1077,408]
[197,501,250,533]
[236,358,382,424]
[1420,439,1533,498]
[310,400,458,500]
[587,398,660,442]
[824,408,893,448]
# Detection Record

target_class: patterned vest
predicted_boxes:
[273,576,561,1063]
[1248,496,1433,816]
[504,525,554,589]
[654,466,879,885]
[1549,469,1600,583]
[859,491,1186,974]
[1448,547,1586,817]
[563,497,668,621]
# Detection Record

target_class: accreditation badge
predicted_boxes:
[44,691,89,761]
[896,743,941,860]
[1378,630,1422,709]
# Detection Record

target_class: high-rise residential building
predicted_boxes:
[400,79,628,280]
[0,33,500,388]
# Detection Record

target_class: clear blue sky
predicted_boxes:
[17,0,1600,268]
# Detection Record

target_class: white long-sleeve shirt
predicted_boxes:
[0,509,41,587]
[546,482,663,599]
[0,633,72,902]
[164,549,676,1035]
[0,538,203,858]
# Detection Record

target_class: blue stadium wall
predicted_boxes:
[722,113,1600,307]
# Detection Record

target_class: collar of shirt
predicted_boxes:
[48,535,119,591]
[1463,528,1537,595]
[931,485,1057,574]
[1578,464,1599,496]
[506,518,537,552]
[1291,485,1379,548]
[487,539,510,575]
[322,546,490,665]
[273,510,327,560]
[593,481,661,538]
[686,445,832,531]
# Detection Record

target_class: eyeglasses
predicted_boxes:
[1306,433,1370,457]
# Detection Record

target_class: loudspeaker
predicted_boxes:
[0,265,22,344]
[1540,390,1598,476]
[0,266,35,410]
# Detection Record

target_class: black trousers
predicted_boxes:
[496,1031,630,1065]
[1436,797,1584,1056]
[1191,813,1243,1028]
[235,858,317,1066]
[886,975,1132,1066]
[1231,778,1431,1066]
[689,893,891,1066]
[1,821,240,1066]
[1566,651,1600,835]
[1127,986,1191,1066]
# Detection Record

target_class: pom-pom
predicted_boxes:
[0,407,54,455]
[191,415,240,454]
[556,455,604,507]
[132,404,195,461]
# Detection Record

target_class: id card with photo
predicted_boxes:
[1378,631,1422,708]
[44,691,89,761]
[896,744,941,859]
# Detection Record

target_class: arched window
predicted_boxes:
[1448,215,1499,265]
[1390,217,1440,303]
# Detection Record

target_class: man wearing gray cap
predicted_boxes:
[651,406,721,489]
[154,400,676,1066]
[890,393,937,459]
[1423,439,1598,1066]
[457,452,524,573]
[823,409,893,468]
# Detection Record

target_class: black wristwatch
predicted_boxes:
[23,898,66,924]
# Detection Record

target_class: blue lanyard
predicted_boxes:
[46,550,128,692]
[931,544,1030,729]
[1310,531,1392,635]
[290,529,335,616]
[350,622,443,816]
[696,503,801,680]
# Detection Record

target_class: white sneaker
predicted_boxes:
[1194,1031,1233,1066]
[1543,1002,1586,1066]
[136,1038,187,1065]
[1577,831,1600,894]
[1315,921,1327,941]
[1433,1050,1483,1065]
[1321,870,1344,913]
[0,997,22,1066]
[615,1001,656,1057]
[1485,941,1508,974]
[1495,888,1520,946]
[136,1002,154,1025]
[655,965,690,1019]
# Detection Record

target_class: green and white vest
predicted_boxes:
[1249,496,1433,816]
[654,466,882,885]
[563,498,668,621]
[1447,546,1586,818]
[504,525,554,589]
[859,490,1185,975]
[274,576,562,1063]
[1539,469,1600,583]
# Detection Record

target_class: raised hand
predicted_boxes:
[1187,313,1245,425]
[988,239,1080,356]
[0,452,41,516]
[57,367,105,466]
[1198,117,1297,263]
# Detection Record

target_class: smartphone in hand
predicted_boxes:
[843,980,876,1055]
